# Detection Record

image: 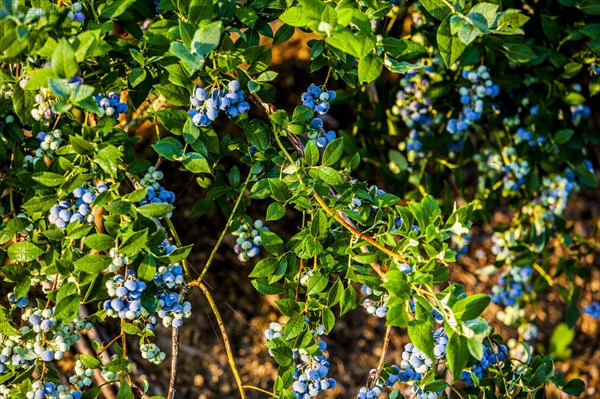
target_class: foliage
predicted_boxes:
[0,0,597,399]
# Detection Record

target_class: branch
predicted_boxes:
[196,170,254,283]
[192,281,247,399]
[243,385,279,398]
[312,190,406,276]
[370,325,392,388]
[167,327,180,399]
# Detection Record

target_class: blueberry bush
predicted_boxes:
[0,0,598,398]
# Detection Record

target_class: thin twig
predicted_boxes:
[192,281,247,399]
[243,385,279,397]
[313,190,406,273]
[196,170,253,282]
[376,326,392,374]
[167,327,180,399]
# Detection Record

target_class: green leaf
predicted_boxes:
[419,0,452,20]
[170,42,205,75]
[340,285,358,315]
[549,323,574,359]
[458,23,480,45]
[7,242,43,262]
[381,38,427,61]
[191,22,223,55]
[137,203,175,219]
[326,30,375,59]
[555,129,575,144]
[74,254,112,273]
[236,7,258,28]
[451,294,490,321]
[503,43,537,63]
[408,319,435,361]
[119,229,148,257]
[152,137,183,161]
[182,152,210,173]
[284,312,306,339]
[467,337,484,361]
[22,195,57,213]
[268,179,292,203]
[79,354,102,369]
[260,230,285,256]
[0,218,31,245]
[266,202,286,221]
[312,166,343,185]
[307,272,329,295]
[96,145,122,177]
[321,137,343,166]
[437,14,467,67]
[117,381,134,399]
[446,332,470,382]
[84,234,115,251]
[31,172,67,187]
[70,135,95,155]
[100,0,136,18]
[52,38,78,79]
[562,378,585,396]
[250,257,279,278]
[304,140,320,167]
[358,53,383,83]
[156,109,189,136]
[138,255,157,281]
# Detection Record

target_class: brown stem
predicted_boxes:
[369,325,393,388]
[167,327,180,399]
[192,281,247,399]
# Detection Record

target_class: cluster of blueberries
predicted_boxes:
[138,167,176,217]
[108,248,128,273]
[301,84,336,115]
[535,172,577,220]
[446,66,500,151]
[490,266,533,307]
[397,328,448,382]
[232,219,268,262]
[140,343,166,365]
[571,104,591,125]
[0,309,90,394]
[104,239,191,332]
[48,183,107,229]
[412,387,442,399]
[94,92,128,118]
[500,147,531,192]
[27,382,82,399]
[8,292,28,308]
[355,366,400,399]
[67,2,84,22]
[263,321,333,397]
[460,344,508,386]
[32,129,63,159]
[188,80,250,127]
[151,240,192,329]
[101,355,124,382]
[68,360,94,389]
[361,285,390,318]
[31,87,55,121]
[583,301,600,319]
[103,270,146,320]
[302,83,338,149]
[307,117,337,148]
[515,127,546,147]
[291,342,337,398]
[392,68,435,157]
